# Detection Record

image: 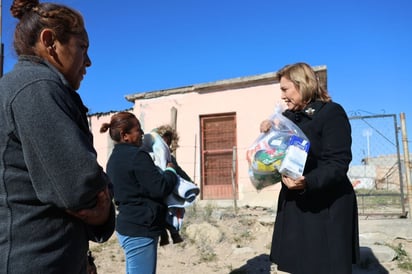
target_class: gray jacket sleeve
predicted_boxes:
[10,79,109,211]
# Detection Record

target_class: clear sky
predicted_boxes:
[1,0,412,138]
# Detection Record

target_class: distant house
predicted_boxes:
[349,154,407,191]
[89,66,327,208]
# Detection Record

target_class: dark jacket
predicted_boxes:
[106,143,178,238]
[0,56,115,274]
[270,101,360,274]
[171,155,193,182]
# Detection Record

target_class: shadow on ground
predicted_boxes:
[353,246,389,274]
[230,253,272,274]
[229,247,390,274]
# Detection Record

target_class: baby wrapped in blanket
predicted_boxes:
[143,130,199,245]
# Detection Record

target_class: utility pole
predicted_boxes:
[400,113,412,218]
[0,0,4,78]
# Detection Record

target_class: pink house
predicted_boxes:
[89,66,327,208]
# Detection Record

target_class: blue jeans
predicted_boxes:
[117,232,158,274]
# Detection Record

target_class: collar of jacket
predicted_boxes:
[19,55,72,89]
[283,101,326,122]
[115,142,141,148]
[19,55,90,115]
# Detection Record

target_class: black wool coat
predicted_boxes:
[270,101,360,274]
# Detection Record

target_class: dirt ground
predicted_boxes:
[89,205,412,274]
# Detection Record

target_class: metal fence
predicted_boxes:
[349,114,407,218]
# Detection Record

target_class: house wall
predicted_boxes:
[89,113,116,168]
[133,82,283,207]
[89,67,327,208]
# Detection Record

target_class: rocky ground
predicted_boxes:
[90,204,412,274]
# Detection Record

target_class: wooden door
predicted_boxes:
[200,113,237,199]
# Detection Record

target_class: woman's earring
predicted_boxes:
[47,44,55,55]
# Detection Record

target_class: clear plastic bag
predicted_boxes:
[246,104,310,190]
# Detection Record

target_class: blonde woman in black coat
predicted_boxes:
[261,62,360,274]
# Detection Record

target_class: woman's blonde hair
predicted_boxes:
[277,62,331,103]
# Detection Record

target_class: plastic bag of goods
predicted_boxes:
[246,105,310,190]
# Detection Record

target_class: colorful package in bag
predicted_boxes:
[246,104,310,190]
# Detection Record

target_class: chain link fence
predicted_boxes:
[349,114,407,217]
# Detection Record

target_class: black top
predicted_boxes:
[106,143,178,238]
